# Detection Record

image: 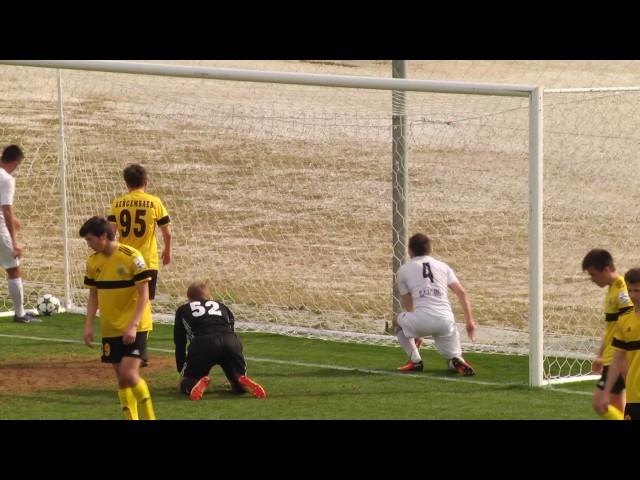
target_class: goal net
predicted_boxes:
[541,87,640,382]
[0,60,633,385]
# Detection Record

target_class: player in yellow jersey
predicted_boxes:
[108,164,171,300]
[108,164,171,366]
[80,216,156,420]
[582,249,633,419]
[598,268,640,420]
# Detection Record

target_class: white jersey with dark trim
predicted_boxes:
[397,255,459,317]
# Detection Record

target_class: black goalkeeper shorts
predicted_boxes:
[182,333,247,387]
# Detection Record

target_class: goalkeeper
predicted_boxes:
[174,281,266,400]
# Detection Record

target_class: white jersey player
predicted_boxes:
[0,145,39,323]
[393,233,475,375]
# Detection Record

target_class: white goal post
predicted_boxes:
[0,60,550,384]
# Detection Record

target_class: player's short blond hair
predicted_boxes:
[187,281,210,301]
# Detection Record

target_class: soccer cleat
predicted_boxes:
[449,357,475,376]
[237,375,267,398]
[13,312,42,323]
[397,360,424,372]
[189,376,211,401]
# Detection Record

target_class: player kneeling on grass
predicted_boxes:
[174,281,266,400]
[393,233,476,376]
[597,267,640,420]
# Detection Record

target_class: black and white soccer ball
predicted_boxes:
[36,294,61,316]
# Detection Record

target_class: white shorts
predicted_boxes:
[0,228,19,269]
[397,310,461,359]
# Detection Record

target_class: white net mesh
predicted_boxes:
[2,61,639,383]
[542,88,640,380]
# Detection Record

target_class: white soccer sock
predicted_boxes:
[396,328,422,363]
[8,278,25,317]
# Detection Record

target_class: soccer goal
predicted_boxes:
[2,59,627,387]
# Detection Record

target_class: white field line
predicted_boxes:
[0,333,591,396]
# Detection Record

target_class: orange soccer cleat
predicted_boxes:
[238,375,267,399]
[189,376,211,401]
[396,360,424,372]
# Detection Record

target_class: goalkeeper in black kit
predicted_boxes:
[174,281,267,400]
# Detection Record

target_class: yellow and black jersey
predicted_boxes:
[84,243,153,337]
[612,309,640,403]
[603,275,634,366]
[108,189,170,270]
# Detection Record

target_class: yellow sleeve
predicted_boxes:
[84,258,96,286]
[131,253,152,284]
[611,318,628,351]
[156,198,170,226]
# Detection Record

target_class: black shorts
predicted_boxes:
[147,270,158,300]
[182,334,247,391]
[596,366,625,394]
[624,403,640,420]
[101,331,149,364]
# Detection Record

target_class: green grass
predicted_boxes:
[0,313,596,419]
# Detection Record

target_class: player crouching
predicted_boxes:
[174,281,266,400]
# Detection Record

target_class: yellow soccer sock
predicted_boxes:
[117,387,139,420]
[131,378,156,420]
[601,405,624,420]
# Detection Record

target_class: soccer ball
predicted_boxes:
[36,294,61,316]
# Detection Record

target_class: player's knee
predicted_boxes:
[118,371,139,389]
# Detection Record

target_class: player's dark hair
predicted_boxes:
[1,145,24,163]
[187,281,210,301]
[625,268,640,286]
[79,216,115,241]
[582,249,615,271]
[409,233,431,256]
[123,164,148,189]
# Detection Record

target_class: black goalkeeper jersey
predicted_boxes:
[173,298,236,372]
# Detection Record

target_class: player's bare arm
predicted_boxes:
[401,292,413,313]
[392,292,414,329]
[450,281,476,342]
[124,281,150,344]
[161,224,172,266]
[592,342,605,374]
[84,287,98,347]
[597,350,625,413]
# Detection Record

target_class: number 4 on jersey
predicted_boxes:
[422,262,434,283]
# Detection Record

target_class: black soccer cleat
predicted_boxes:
[449,357,475,376]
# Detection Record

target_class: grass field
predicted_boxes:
[0,312,597,420]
